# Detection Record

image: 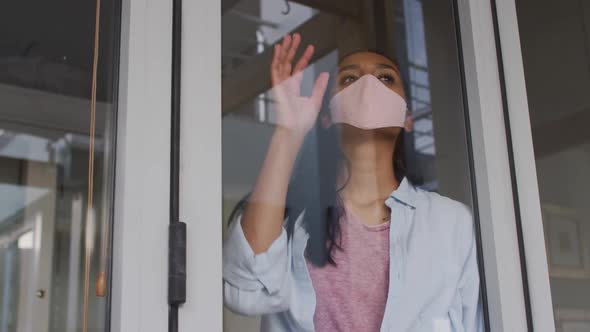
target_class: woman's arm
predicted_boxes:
[240,128,304,254]
[240,33,329,254]
[223,33,327,315]
[223,213,293,315]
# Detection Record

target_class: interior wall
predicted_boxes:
[536,143,590,310]
[518,0,590,130]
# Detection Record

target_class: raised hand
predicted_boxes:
[270,33,330,137]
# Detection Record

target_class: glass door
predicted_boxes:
[180,0,533,331]
[219,1,482,330]
[0,0,121,331]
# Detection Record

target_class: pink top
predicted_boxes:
[306,210,390,332]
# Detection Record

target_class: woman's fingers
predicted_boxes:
[279,35,292,77]
[311,72,330,108]
[281,34,292,58]
[285,33,301,66]
[270,44,282,85]
[293,44,314,75]
[271,34,316,87]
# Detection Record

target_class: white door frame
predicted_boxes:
[177,0,223,331]
[109,0,554,330]
[110,0,173,331]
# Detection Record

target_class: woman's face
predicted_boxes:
[335,51,406,99]
[333,51,406,141]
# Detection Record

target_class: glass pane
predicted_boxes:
[0,0,121,331]
[221,0,486,331]
[516,0,590,330]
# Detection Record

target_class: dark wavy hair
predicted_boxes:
[229,50,413,267]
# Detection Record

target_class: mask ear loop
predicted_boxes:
[320,114,332,128]
[404,107,414,132]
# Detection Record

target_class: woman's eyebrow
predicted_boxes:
[376,63,400,74]
[338,64,360,73]
[338,63,401,74]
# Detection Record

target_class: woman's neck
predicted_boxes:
[339,138,399,206]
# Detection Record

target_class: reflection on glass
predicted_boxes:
[516,0,590,330]
[222,0,484,331]
[0,0,120,331]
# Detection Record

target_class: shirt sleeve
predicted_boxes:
[457,207,484,332]
[222,214,292,316]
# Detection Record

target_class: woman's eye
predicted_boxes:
[341,75,357,85]
[379,74,395,84]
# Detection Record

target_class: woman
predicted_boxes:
[223,33,483,332]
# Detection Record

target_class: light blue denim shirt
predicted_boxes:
[223,178,483,331]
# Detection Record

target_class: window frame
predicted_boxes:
[455,0,531,329]
[487,0,557,330]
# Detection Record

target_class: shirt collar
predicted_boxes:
[386,177,417,209]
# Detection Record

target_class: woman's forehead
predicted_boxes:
[338,51,396,69]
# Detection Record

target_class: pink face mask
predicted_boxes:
[329,74,407,129]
